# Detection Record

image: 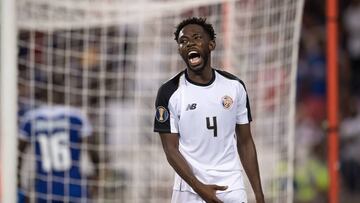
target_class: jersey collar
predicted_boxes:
[184,68,216,87]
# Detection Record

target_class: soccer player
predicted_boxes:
[154,17,265,203]
[17,89,99,203]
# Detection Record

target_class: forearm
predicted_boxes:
[17,140,28,188]
[17,155,23,187]
[164,148,203,191]
[83,137,100,178]
[237,139,264,201]
[89,148,100,178]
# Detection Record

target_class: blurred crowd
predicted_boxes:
[294,0,360,202]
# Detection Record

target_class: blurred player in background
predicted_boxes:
[154,17,264,203]
[17,86,99,203]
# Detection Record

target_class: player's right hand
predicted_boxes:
[195,183,228,203]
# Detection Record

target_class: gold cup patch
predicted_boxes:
[156,106,169,123]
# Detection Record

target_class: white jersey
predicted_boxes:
[154,69,252,193]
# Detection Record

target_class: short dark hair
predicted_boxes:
[174,17,216,41]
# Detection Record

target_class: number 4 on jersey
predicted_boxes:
[206,116,217,137]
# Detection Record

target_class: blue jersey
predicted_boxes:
[19,105,92,202]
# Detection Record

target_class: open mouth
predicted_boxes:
[188,51,202,66]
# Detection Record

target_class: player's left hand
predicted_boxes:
[194,183,228,203]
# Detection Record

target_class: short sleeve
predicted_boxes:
[80,113,92,138]
[68,107,92,138]
[236,82,252,124]
[19,113,32,141]
[154,83,180,133]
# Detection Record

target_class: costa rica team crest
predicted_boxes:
[222,95,233,109]
[156,106,169,123]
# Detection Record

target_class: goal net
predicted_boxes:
[15,0,304,202]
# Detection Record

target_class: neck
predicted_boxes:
[186,65,213,85]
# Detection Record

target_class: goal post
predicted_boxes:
[0,0,18,202]
[3,0,304,202]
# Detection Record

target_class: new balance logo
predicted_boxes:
[186,103,197,111]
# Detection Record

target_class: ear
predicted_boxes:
[209,40,216,51]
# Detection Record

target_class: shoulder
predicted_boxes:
[215,69,247,90]
[38,105,89,122]
[20,107,43,124]
[156,71,184,102]
[54,106,91,127]
[63,106,87,120]
[158,71,184,92]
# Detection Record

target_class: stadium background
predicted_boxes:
[294,1,360,203]
[1,0,360,202]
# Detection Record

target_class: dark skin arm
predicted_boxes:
[159,133,227,203]
[17,139,29,187]
[236,123,265,203]
[17,139,29,202]
[82,136,100,197]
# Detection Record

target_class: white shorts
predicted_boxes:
[171,189,247,203]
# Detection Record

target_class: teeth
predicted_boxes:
[188,51,198,56]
